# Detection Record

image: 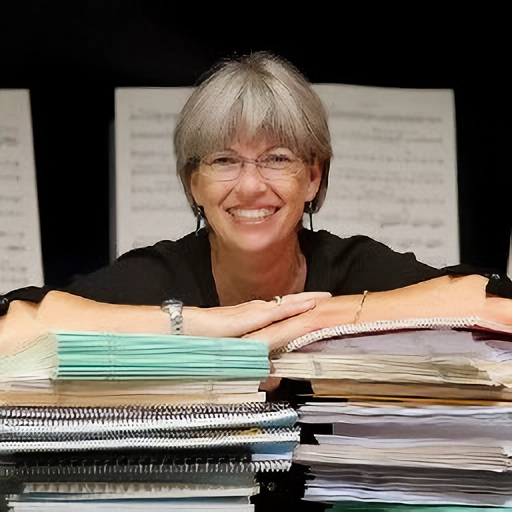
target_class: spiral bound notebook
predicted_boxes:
[1,404,298,510]
[1,451,292,485]
[1,402,297,434]
[0,402,299,456]
[1,447,289,511]
[0,334,287,510]
[275,316,512,356]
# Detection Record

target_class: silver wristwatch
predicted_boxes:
[161,299,184,335]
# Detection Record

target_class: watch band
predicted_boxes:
[160,299,184,335]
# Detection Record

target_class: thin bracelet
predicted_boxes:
[354,290,369,323]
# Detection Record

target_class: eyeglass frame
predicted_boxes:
[190,150,306,182]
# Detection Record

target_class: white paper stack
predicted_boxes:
[272,317,512,402]
[271,318,512,507]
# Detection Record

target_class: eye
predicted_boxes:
[207,155,240,167]
[262,153,294,168]
[214,157,237,165]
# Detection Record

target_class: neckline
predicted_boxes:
[198,228,315,306]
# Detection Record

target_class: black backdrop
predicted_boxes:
[1,1,510,286]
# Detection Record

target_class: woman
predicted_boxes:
[1,52,511,354]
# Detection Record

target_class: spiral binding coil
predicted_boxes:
[1,425,300,454]
[1,402,297,435]
[2,455,291,477]
[273,316,480,356]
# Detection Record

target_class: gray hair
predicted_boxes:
[174,52,332,213]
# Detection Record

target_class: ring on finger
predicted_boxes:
[274,295,282,306]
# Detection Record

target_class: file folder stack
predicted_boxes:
[1,332,300,510]
[271,316,512,508]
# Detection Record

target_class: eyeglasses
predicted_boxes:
[198,150,304,181]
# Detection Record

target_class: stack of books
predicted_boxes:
[271,316,512,509]
[1,331,300,510]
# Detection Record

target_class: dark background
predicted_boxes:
[1,1,510,286]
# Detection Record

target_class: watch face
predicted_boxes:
[163,299,183,306]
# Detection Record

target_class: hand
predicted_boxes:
[243,295,349,353]
[182,291,331,338]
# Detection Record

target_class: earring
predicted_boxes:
[305,201,314,231]
[195,206,205,236]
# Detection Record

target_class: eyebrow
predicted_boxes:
[223,145,292,155]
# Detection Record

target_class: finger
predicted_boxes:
[267,297,317,323]
[183,300,308,338]
[281,291,332,302]
[269,292,331,316]
[226,299,314,336]
[237,294,331,337]
[184,293,330,339]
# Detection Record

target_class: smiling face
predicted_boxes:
[190,137,322,254]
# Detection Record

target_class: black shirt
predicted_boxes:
[2,229,447,314]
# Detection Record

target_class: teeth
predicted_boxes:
[229,208,275,219]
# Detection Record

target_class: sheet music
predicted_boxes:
[114,88,193,257]
[115,85,459,267]
[0,90,43,292]
[312,84,459,267]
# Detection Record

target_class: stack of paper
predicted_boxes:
[272,318,512,402]
[270,317,512,508]
[0,332,298,509]
[1,332,270,405]
[296,402,512,505]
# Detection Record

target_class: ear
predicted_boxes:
[306,160,322,202]
[189,171,202,207]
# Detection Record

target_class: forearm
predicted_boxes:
[312,274,512,332]
[0,291,171,356]
[248,275,512,353]
[36,291,170,333]
[356,274,490,324]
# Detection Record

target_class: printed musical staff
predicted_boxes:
[0,90,43,291]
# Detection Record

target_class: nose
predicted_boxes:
[234,160,268,195]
